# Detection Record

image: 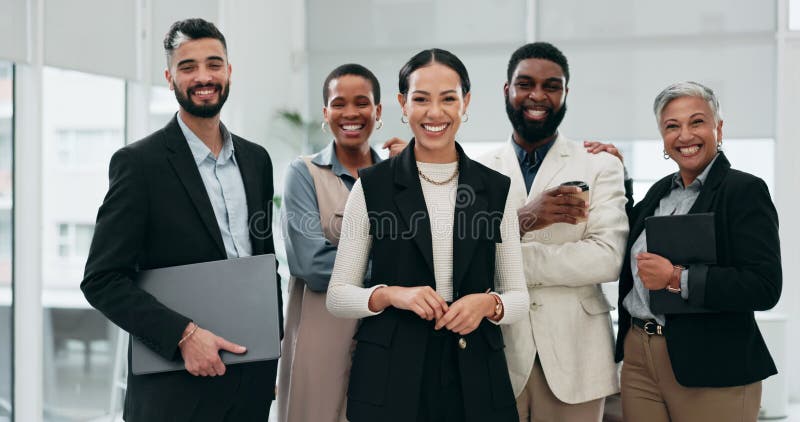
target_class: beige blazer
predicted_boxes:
[477,135,628,404]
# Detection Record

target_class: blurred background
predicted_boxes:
[1,0,799,420]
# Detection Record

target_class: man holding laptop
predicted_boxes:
[81,18,280,421]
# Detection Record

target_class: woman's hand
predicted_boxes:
[636,252,673,290]
[434,293,495,335]
[369,285,448,320]
[584,140,624,164]
[382,138,408,158]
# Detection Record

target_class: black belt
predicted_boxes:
[632,317,665,336]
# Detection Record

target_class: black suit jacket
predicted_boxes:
[346,140,518,422]
[81,116,281,421]
[615,152,781,387]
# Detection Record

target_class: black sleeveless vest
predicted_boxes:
[345,141,518,422]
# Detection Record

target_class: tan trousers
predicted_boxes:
[621,326,762,422]
[516,356,605,422]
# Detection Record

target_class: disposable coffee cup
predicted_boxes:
[560,181,589,222]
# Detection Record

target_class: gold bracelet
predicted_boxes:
[178,323,199,346]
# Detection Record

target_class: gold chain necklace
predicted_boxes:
[417,153,460,185]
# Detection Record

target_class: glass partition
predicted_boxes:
[0,60,14,422]
[41,67,125,421]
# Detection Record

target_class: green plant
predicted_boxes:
[273,108,325,154]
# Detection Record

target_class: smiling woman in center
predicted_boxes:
[327,48,529,422]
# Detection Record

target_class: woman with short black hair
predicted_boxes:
[279,63,385,422]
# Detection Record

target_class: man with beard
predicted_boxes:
[81,19,279,421]
[476,42,628,422]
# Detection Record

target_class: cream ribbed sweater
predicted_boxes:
[326,161,528,324]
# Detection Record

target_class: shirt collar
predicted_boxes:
[671,152,720,189]
[177,113,235,166]
[511,135,556,167]
[311,140,383,178]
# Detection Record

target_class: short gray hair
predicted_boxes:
[653,81,722,124]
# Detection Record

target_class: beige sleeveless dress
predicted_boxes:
[277,156,358,422]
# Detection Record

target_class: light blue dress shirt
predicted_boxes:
[177,114,252,259]
[623,153,720,325]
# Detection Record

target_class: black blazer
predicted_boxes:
[81,116,281,421]
[345,140,518,422]
[615,152,781,387]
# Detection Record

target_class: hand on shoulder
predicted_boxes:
[584,140,624,164]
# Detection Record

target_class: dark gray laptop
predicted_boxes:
[131,254,281,375]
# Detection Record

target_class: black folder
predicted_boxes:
[645,213,716,314]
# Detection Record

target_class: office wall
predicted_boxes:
[305,0,529,149]
[222,0,307,194]
[776,7,800,399]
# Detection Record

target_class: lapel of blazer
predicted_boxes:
[452,142,488,295]
[163,116,227,258]
[628,175,672,249]
[688,152,730,214]
[529,135,569,200]
[233,137,264,255]
[497,140,529,206]
[392,140,435,277]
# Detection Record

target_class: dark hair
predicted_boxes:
[163,18,227,65]
[506,42,569,84]
[322,63,381,105]
[398,48,470,96]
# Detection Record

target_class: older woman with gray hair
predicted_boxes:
[602,81,781,422]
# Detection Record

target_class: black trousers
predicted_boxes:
[124,360,276,422]
[416,328,465,422]
[192,365,271,422]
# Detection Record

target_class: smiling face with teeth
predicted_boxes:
[398,63,471,163]
[504,58,568,149]
[659,95,723,186]
[323,75,382,152]
[165,37,231,119]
